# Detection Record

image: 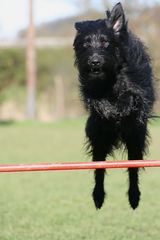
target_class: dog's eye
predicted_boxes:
[83,43,89,48]
[83,37,91,48]
[100,39,109,48]
[83,41,91,48]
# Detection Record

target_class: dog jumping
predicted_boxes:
[73,2,155,209]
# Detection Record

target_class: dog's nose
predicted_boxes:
[91,59,101,67]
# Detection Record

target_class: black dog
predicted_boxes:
[73,2,155,209]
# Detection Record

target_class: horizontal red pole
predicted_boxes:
[0,160,160,172]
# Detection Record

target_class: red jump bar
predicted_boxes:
[0,160,160,172]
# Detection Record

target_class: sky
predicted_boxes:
[0,0,159,40]
[0,0,79,39]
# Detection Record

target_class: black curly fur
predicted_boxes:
[73,2,155,209]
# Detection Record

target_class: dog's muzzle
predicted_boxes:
[88,54,104,74]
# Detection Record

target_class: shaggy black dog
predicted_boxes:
[73,2,155,209]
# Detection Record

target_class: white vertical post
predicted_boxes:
[26,0,36,119]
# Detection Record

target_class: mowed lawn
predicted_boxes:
[0,118,159,240]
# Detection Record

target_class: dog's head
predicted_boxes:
[73,3,128,80]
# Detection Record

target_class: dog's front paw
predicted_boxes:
[92,185,106,209]
[128,186,141,210]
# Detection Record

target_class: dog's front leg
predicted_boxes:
[85,116,118,209]
[122,121,147,209]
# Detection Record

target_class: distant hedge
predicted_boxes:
[0,47,77,101]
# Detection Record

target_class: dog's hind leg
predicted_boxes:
[122,123,147,209]
[85,116,118,209]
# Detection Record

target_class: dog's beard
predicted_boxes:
[80,68,105,81]
[78,63,105,78]
[89,69,105,79]
[90,65,103,75]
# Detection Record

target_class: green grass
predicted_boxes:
[0,118,160,240]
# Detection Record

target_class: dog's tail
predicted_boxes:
[92,169,106,209]
[128,168,141,209]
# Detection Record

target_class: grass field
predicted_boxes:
[0,118,160,240]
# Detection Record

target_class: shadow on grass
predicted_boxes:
[149,116,160,126]
[0,120,15,126]
[0,117,86,128]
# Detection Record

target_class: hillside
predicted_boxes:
[18,10,103,38]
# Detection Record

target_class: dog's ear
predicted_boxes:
[74,22,83,32]
[109,2,126,34]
